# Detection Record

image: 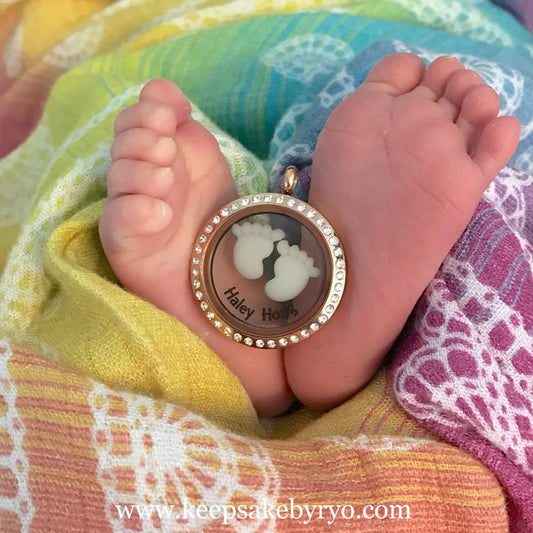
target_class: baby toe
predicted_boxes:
[456,84,501,153]
[114,100,178,137]
[365,53,426,96]
[438,69,485,121]
[139,79,192,126]
[107,159,174,201]
[111,128,177,166]
[100,194,173,254]
[411,56,464,101]
[472,116,521,180]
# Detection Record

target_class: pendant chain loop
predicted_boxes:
[281,166,298,196]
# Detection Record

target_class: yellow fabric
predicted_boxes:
[0,225,18,276]
[36,201,261,436]
[21,0,114,63]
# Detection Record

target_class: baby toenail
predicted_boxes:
[152,199,171,221]
[157,137,175,154]
[155,167,174,185]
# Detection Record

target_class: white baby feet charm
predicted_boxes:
[191,166,347,349]
[231,222,285,280]
[265,240,320,302]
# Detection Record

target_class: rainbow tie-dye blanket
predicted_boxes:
[1,1,533,531]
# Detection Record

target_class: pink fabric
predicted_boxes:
[392,166,533,532]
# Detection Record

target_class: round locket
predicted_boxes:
[190,167,346,349]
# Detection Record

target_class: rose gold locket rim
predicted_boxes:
[190,192,346,349]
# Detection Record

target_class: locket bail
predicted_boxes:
[281,165,298,195]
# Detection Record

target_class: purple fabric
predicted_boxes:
[493,0,533,32]
[392,166,533,532]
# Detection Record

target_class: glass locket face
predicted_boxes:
[191,193,346,349]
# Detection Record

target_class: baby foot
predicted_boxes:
[264,240,320,302]
[231,222,285,280]
[284,54,521,409]
[99,79,293,417]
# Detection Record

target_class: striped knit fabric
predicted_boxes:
[0,340,509,531]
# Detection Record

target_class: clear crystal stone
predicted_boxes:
[336,272,345,280]
[256,339,265,348]
[224,327,232,336]
[193,280,201,289]
[253,195,261,203]
[334,248,343,258]
[318,314,328,324]
[205,225,213,233]
[213,216,220,224]
[331,294,340,303]
[301,329,309,337]
[290,335,299,343]
[231,202,239,210]
[329,236,339,246]
[201,302,208,310]
[317,218,325,226]
[234,333,243,342]
[297,204,306,212]
[265,195,273,203]
[335,283,343,292]
[279,338,288,346]
[192,257,200,265]
[267,340,276,348]
[307,210,316,218]
[195,245,202,254]
[323,227,332,236]
[287,199,296,207]
[195,291,203,300]
[244,337,253,346]
[214,321,222,329]
[207,312,214,320]
[326,305,335,313]
[221,208,229,217]
[310,323,319,331]
[336,260,345,269]
[192,268,199,276]
[241,198,250,206]
[199,236,206,244]
[276,196,284,204]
